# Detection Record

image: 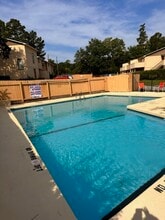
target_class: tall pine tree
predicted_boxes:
[136,23,149,56]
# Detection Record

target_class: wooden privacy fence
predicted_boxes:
[0,77,107,103]
[0,74,137,103]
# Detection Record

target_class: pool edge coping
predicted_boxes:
[102,168,165,220]
[5,91,165,220]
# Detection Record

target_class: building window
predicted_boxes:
[34,69,37,79]
[17,58,24,70]
[32,53,35,63]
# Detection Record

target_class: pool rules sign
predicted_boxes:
[29,84,42,98]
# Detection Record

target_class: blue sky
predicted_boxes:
[1,0,165,62]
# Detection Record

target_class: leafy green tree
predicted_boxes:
[127,45,142,60]
[74,37,126,75]
[0,18,46,59]
[137,23,148,46]
[136,23,149,56]
[48,58,56,67]
[103,38,126,73]
[127,24,165,60]
[147,32,165,52]
[74,48,91,73]
[0,20,11,59]
[5,19,27,41]
[0,37,11,59]
[26,30,46,59]
[55,60,75,76]
[86,38,105,75]
[75,38,108,75]
[0,20,6,38]
[127,23,149,59]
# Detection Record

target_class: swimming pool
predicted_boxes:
[13,96,165,220]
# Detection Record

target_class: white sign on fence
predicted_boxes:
[29,84,42,98]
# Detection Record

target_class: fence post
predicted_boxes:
[19,82,24,102]
[69,81,73,96]
[104,78,107,91]
[88,79,92,94]
[46,81,50,99]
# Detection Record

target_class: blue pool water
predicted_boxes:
[13,96,165,220]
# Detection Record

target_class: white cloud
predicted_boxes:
[146,9,165,36]
[1,0,165,61]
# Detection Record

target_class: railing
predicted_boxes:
[151,60,165,70]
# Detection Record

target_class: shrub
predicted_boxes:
[0,89,10,100]
[140,69,165,80]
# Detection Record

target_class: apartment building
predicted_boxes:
[0,39,54,80]
[120,47,165,73]
[38,57,54,79]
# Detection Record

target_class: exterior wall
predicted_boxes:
[0,40,52,80]
[25,46,39,79]
[39,70,50,79]
[0,44,28,79]
[120,63,130,72]
[47,62,54,76]
[120,48,165,72]
[38,58,43,70]
[130,59,138,64]
[144,51,165,70]
[39,61,54,79]
[0,41,39,79]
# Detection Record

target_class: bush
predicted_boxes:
[0,89,10,100]
[140,69,165,80]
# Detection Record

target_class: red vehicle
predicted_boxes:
[54,75,72,79]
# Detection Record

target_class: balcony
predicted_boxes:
[120,61,144,72]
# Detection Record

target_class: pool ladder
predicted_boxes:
[75,92,85,100]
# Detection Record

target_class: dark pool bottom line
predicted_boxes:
[102,168,165,220]
[30,114,125,138]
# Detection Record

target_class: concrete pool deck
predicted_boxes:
[104,170,165,220]
[0,91,165,220]
[0,107,76,220]
[127,93,165,119]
